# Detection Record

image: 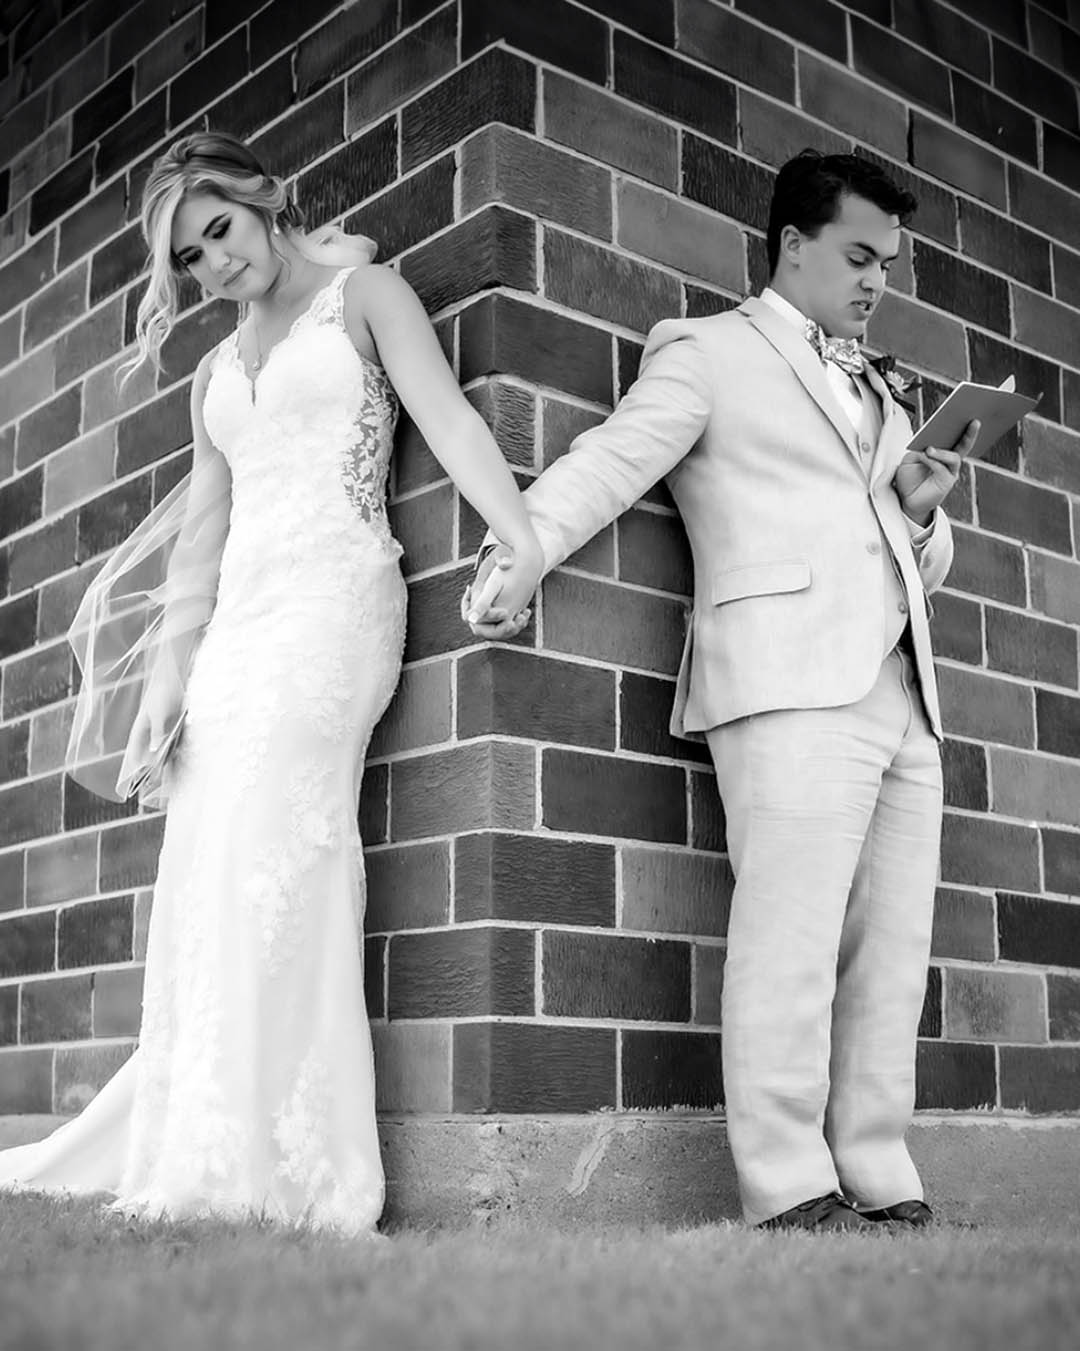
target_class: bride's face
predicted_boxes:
[171,191,281,299]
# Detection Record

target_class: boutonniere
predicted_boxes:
[866,353,921,414]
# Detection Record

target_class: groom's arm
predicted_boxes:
[506,320,715,575]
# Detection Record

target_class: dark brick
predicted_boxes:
[998,891,1080,968]
[544,571,687,677]
[1044,829,1080,898]
[249,0,339,68]
[2,640,71,718]
[0,465,43,537]
[544,229,680,335]
[931,888,996,962]
[1048,974,1080,1041]
[0,908,56,978]
[892,0,990,80]
[15,388,81,473]
[853,149,959,252]
[388,483,454,576]
[851,17,951,118]
[796,51,907,161]
[402,205,535,314]
[913,241,1009,335]
[613,30,736,145]
[453,1021,616,1112]
[947,524,1026,606]
[676,0,793,100]
[402,565,484,663]
[205,0,265,43]
[1054,246,1080,311]
[733,0,845,61]
[71,67,133,154]
[22,974,93,1043]
[296,0,397,98]
[116,383,191,477]
[1009,163,1080,251]
[29,148,94,236]
[0,594,37,660]
[976,471,1071,556]
[459,293,612,406]
[619,508,692,596]
[0,986,16,1045]
[26,832,99,908]
[57,893,134,969]
[0,1048,53,1113]
[940,813,1040,892]
[63,775,138,832]
[685,284,738,320]
[99,816,165,891]
[1037,689,1080,761]
[75,474,152,563]
[457,647,616,750]
[945,0,1024,43]
[952,71,1038,164]
[941,739,988,812]
[6,518,77,600]
[401,47,535,173]
[618,338,644,400]
[461,123,612,241]
[622,1028,724,1109]
[0,851,24,914]
[134,8,204,102]
[958,201,1052,295]
[915,1039,996,1109]
[929,591,982,664]
[937,665,1034,749]
[542,748,686,843]
[543,71,678,192]
[993,37,1078,133]
[89,221,146,306]
[158,301,234,384]
[366,840,450,931]
[1044,125,1080,195]
[390,741,534,839]
[681,137,772,233]
[295,119,398,229]
[544,931,691,1022]
[918,966,943,1038]
[1000,1046,1080,1112]
[455,831,615,926]
[465,379,535,469]
[345,4,456,135]
[250,84,345,183]
[462,0,607,85]
[25,262,88,349]
[170,30,247,129]
[986,608,1077,688]
[354,763,386,851]
[346,155,455,262]
[363,935,385,1019]
[620,672,711,765]
[95,88,166,185]
[388,926,534,1018]
[207,54,294,143]
[911,115,1006,211]
[0,722,28,785]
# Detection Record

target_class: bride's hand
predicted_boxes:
[130,677,185,761]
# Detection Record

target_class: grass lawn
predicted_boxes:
[1,1194,1077,1351]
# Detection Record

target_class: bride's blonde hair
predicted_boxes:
[121,130,375,384]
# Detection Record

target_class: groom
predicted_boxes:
[464,150,977,1231]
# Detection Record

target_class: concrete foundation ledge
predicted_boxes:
[3,1113,1078,1229]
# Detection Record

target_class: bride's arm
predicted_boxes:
[343,266,542,577]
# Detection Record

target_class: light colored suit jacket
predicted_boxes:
[519,296,954,739]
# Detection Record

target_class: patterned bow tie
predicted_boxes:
[804,319,864,376]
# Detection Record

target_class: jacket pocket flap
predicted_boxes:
[712,559,812,605]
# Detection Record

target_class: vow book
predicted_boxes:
[907,375,1040,461]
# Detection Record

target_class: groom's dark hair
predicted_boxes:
[767,150,918,274]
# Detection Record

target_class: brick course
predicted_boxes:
[1,0,1078,1127]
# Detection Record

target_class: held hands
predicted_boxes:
[893,417,979,526]
[460,541,543,640]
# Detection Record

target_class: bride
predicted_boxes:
[0,131,540,1234]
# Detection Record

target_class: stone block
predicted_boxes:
[541,748,687,843]
[621,1028,723,1109]
[373,1021,452,1112]
[543,930,691,1021]
[945,967,1047,1043]
[453,1021,616,1112]
[391,740,535,839]
[455,832,616,927]
[543,71,678,191]
[613,29,736,144]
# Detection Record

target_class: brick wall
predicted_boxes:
[1,0,1079,1125]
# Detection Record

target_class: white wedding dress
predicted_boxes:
[0,268,406,1234]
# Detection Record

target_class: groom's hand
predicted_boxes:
[460,544,537,639]
[894,417,978,526]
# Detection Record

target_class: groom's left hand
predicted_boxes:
[893,418,978,527]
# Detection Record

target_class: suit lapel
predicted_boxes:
[738,297,861,466]
[863,360,911,487]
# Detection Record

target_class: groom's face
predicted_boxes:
[794,193,901,340]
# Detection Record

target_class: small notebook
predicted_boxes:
[907,375,1040,460]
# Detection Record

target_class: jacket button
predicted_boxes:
[898,600,909,614]
[866,541,881,555]
[860,440,872,453]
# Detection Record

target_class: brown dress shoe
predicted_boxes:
[759,1192,880,1233]
[862,1199,934,1228]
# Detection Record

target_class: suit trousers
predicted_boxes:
[705,646,943,1225]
